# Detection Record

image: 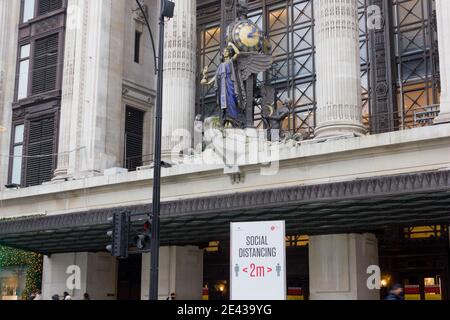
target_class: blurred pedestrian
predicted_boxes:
[83,293,91,300]
[385,283,404,300]
[34,290,42,300]
[52,294,60,301]
[63,292,72,300]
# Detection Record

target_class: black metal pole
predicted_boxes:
[149,0,165,301]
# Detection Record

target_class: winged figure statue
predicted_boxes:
[201,42,273,128]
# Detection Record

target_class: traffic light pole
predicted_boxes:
[149,0,165,301]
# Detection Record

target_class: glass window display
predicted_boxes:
[0,267,27,300]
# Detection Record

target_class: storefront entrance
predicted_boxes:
[202,238,309,300]
[379,225,449,300]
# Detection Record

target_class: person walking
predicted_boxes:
[63,292,72,300]
[83,293,91,300]
[166,292,176,300]
[33,290,42,300]
[385,283,404,300]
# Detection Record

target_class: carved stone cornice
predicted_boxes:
[1,169,450,250]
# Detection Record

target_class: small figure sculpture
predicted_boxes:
[262,101,290,141]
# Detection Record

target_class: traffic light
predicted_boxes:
[106,211,130,259]
[133,219,151,251]
[161,0,175,18]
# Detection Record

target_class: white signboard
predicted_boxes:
[230,221,286,300]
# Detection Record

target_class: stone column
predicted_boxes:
[141,246,204,300]
[54,0,119,180]
[161,0,197,160]
[434,0,450,124]
[42,253,117,300]
[314,0,366,138]
[0,0,20,187]
[309,233,379,300]
[53,0,86,180]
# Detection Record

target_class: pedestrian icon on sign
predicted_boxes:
[235,264,240,277]
[276,263,281,277]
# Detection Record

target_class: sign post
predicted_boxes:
[230,221,286,300]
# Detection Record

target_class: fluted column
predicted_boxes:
[161,0,196,159]
[53,0,85,179]
[54,0,116,180]
[314,0,366,138]
[0,0,20,187]
[434,0,450,124]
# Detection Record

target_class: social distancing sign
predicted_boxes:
[230,221,286,300]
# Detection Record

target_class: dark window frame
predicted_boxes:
[19,0,66,26]
[124,106,145,171]
[37,0,63,17]
[9,0,66,187]
[31,33,60,95]
[14,41,32,102]
[134,30,142,64]
[14,29,65,104]
[20,0,37,25]
[7,121,26,186]
[23,112,59,187]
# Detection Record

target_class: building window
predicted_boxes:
[9,116,57,187]
[12,0,64,188]
[196,24,221,117]
[17,44,31,100]
[32,34,59,95]
[196,0,438,136]
[134,31,142,63]
[286,235,309,247]
[124,107,144,171]
[38,0,63,16]
[22,0,36,23]
[11,124,25,185]
[392,0,439,129]
[403,225,447,240]
[24,116,57,187]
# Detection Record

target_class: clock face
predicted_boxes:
[231,21,263,52]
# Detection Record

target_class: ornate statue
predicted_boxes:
[262,101,290,142]
[201,17,274,129]
[201,42,244,128]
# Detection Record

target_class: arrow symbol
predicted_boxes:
[267,267,273,273]
[243,268,248,273]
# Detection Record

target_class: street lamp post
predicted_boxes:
[149,0,165,302]
[134,0,174,301]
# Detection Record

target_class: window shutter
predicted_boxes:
[25,116,56,187]
[38,0,63,15]
[32,34,59,95]
[125,107,144,171]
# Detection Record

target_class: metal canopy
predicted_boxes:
[0,170,449,255]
